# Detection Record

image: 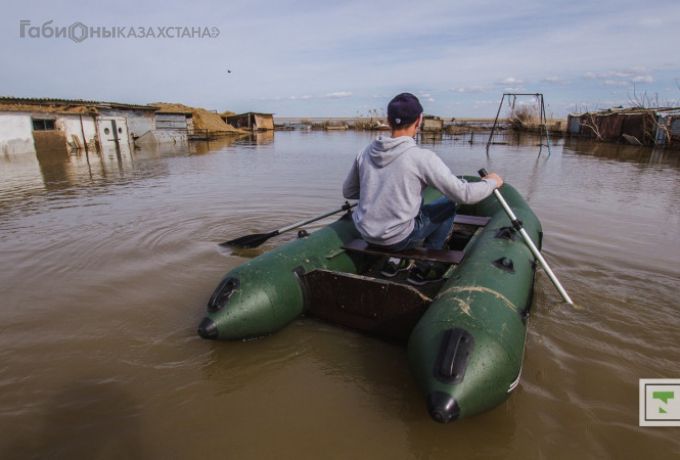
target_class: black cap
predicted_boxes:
[387,93,423,128]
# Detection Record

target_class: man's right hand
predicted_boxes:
[484,173,503,189]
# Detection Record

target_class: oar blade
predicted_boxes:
[220,232,276,248]
[218,202,355,249]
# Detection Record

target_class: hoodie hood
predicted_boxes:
[367,135,417,167]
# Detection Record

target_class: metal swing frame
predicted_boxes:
[486,93,552,156]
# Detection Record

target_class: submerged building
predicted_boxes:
[566,107,680,147]
[0,97,241,156]
[421,115,444,132]
[0,97,164,155]
[224,112,274,131]
[136,107,192,146]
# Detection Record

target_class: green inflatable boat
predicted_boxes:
[198,179,541,423]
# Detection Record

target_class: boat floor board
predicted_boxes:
[303,269,431,341]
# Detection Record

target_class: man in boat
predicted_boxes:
[342,92,503,285]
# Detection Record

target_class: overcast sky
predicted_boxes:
[2,0,679,117]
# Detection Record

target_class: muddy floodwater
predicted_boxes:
[1,130,679,459]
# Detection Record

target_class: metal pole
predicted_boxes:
[278,202,357,234]
[487,94,505,150]
[497,191,572,303]
[535,94,543,156]
[479,169,573,304]
[541,95,553,156]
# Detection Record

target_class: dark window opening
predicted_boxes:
[32,119,56,131]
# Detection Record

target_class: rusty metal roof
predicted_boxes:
[0,96,157,111]
[576,106,680,117]
[225,112,274,118]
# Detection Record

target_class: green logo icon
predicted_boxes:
[653,391,675,414]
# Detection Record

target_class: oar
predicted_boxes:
[478,169,574,305]
[220,202,357,248]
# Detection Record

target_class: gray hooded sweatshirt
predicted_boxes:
[342,136,497,246]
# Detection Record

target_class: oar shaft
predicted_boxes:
[491,188,574,305]
[222,202,357,248]
[516,219,573,305]
[278,203,356,234]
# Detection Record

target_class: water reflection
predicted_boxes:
[418,132,444,145]
[563,137,680,166]
[4,145,139,191]
[135,141,195,159]
[415,129,565,152]
[2,134,276,207]
[189,134,246,155]
[249,130,275,146]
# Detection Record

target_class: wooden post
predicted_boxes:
[93,114,103,153]
[79,114,89,154]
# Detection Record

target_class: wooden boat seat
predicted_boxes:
[343,240,465,264]
[342,214,490,264]
[451,214,491,227]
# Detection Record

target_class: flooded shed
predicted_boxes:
[567,107,677,146]
[670,117,680,143]
[136,107,192,145]
[421,115,443,132]
[567,114,582,135]
[225,112,274,131]
[652,108,680,146]
[151,103,245,141]
[0,97,157,155]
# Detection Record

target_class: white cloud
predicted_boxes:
[324,91,352,98]
[451,86,488,93]
[593,71,622,79]
[602,79,629,86]
[541,76,568,84]
[497,77,523,85]
[632,75,654,83]
[584,68,654,86]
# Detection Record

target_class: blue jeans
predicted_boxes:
[378,197,456,252]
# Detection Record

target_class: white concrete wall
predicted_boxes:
[100,109,154,140]
[1,108,166,154]
[58,115,98,150]
[0,112,36,155]
[0,112,100,154]
[136,129,188,145]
